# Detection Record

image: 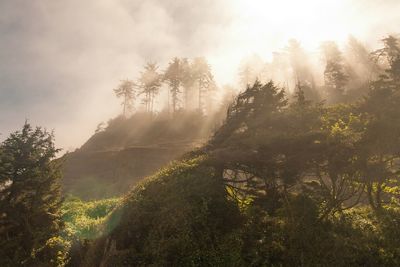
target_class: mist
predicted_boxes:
[1,0,400,150]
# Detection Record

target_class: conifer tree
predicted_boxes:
[164,57,183,114]
[181,58,195,109]
[373,35,400,83]
[192,57,214,114]
[0,123,65,266]
[138,63,162,114]
[321,41,349,103]
[286,39,319,101]
[238,64,256,89]
[114,79,136,116]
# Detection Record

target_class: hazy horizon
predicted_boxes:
[1,0,400,151]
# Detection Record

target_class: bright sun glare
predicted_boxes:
[236,0,352,48]
[210,0,364,84]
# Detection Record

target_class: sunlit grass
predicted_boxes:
[61,196,121,240]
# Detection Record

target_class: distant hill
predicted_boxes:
[61,111,224,199]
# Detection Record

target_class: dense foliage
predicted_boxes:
[79,156,243,266]
[78,36,400,266]
[0,123,67,266]
[60,197,119,267]
[62,197,120,241]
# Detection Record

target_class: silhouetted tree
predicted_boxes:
[95,122,106,133]
[138,63,162,114]
[238,64,255,88]
[164,57,183,114]
[286,39,319,101]
[192,57,214,114]
[373,35,400,83]
[293,83,307,106]
[181,58,197,109]
[270,51,291,90]
[355,36,400,212]
[321,41,349,103]
[347,36,378,82]
[114,79,136,116]
[238,55,265,88]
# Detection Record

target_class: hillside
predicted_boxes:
[73,81,400,266]
[61,111,223,199]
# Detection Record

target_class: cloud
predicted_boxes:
[0,0,233,149]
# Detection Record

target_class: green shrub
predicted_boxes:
[82,156,244,266]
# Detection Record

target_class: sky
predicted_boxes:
[1,0,400,151]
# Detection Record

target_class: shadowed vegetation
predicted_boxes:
[3,35,400,266]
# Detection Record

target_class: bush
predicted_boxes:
[81,156,244,266]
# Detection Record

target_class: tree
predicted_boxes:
[164,57,183,114]
[180,58,197,109]
[212,80,288,149]
[358,59,400,212]
[292,83,307,107]
[95,122,106,133]
[0,123,65,266]
[321,41,349,103]
[286,39,319,101]
[286,39,310,84]
[138,63,162,114]
[192,57,215,114]
[342,36,379,100]
[211,80,369,219]
[271,51,291,90]
[238,55,265,88]
[347,36,378,82]
[238,64,255,89]
[114,79,136,117]
[372,35,400,83]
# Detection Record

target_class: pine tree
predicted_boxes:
[0,123,65,266]
[114,79,136,116]
[192,57,214,114]
[164,57,183,114]
[237,54,265,88]
[181,58,195,109]
[238,64,255,88]
[321,41,349,103]
[138,63,162,114]
[286,39,319,101]
[347,36,378,82]
[373,35,400,83]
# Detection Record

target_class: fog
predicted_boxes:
[1,0,399,150]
